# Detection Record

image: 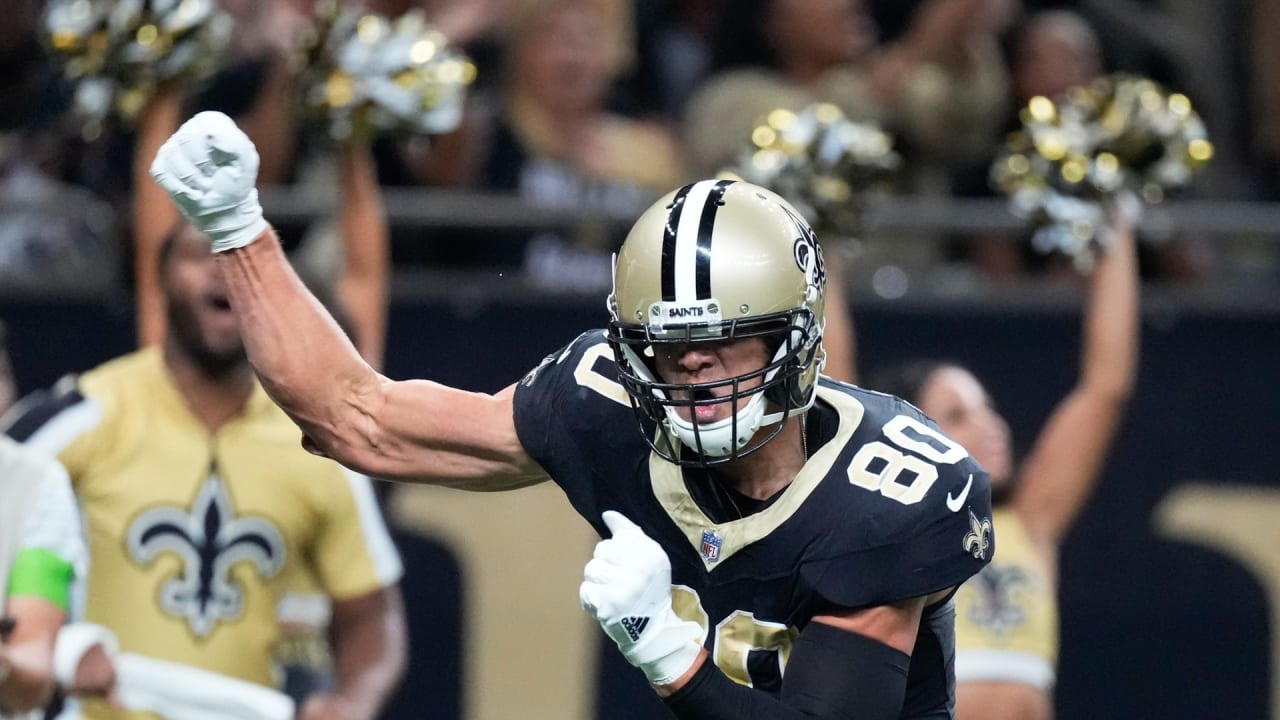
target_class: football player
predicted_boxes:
[150,110,994,719]
[872,198,1140,720]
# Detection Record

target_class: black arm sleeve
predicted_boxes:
[664,622,911,720]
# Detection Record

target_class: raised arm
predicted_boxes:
[821,253,858,385]
[133,87,185,347]
[335,143,390,372]
[152,111,545,489]
[1012,203,1141,547]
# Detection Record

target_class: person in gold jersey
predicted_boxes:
[871,200,1140,720]
[3,222,407,720]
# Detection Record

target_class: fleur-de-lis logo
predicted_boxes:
[126,466,285,637]
[963,510,993,561]
[970,565,1029,636]
[780,204,826,293]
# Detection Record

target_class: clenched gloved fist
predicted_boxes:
[580,511,703,686]
[150,111,267,253]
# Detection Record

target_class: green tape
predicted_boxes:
[6,547,74,611]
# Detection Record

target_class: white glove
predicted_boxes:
[149,111,267,252]
[580,511,703,686]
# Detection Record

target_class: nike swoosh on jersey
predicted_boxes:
[947,474,974,513]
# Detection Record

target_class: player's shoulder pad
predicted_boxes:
[513,329,632,454]
[520,328,635,410]
[803,381,995,608]
[517,329,612,392]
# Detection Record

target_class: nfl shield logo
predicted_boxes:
[701,529,723,563]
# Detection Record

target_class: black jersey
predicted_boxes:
[513,330,993,715]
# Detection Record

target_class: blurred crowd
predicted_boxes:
[0,0,1275,294]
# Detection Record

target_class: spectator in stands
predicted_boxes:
[950,9,1209,281]
[870,197,1140,720]
[682,0,1013,366]
[0,0,118,294]
[467,0,688,290]
[950,9,1103,279]
[683,0,1014,186]
[618,0,721,122]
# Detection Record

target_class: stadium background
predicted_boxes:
[3,0,1280,717]
[4,279,1277,719]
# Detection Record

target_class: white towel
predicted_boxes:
[54,623,295,720]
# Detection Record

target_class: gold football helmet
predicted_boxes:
[607,179,827,465]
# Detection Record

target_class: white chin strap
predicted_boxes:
[663,392,774,457]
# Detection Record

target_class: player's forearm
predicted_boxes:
[330,588,407,720]
[663,623,909,720]
[216,229,384,457]
[664,655,904,720]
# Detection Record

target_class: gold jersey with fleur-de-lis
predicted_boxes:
[5,348,402,718]
[952,508,1059,689]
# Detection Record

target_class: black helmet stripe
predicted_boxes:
[661,183,696,302]
[695,179,735,299]
[662,180,738,303]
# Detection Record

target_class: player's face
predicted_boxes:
[161,225,245,375]
[653,337,772,425]
[917,366,1013,486]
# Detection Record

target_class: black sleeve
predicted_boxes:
[511,330,601,463]
[664,622,910,720]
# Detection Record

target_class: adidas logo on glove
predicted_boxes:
[620,616,650,642]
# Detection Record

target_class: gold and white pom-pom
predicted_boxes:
[298,2,476,142]
[45,0,231,137]
[723,103,900,244]
[992,73,1213,270]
